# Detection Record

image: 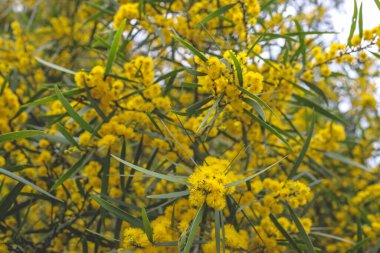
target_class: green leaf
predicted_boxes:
[186,96,214,114]
[300,79,328,105]
[242,97,266,121]
[310,231,354,244]
[141,208,153,242]
[91,194,142,228]
[111,155,190,186]
[163,70,177,95]
[286,203,316,253]
[181,82,202,88]
[214,210,222,253]
[228,51,243,87]
[239,86,279,119]
[293,19,306,66]
[0,168,62,203]
[348,0,358,45]
[154,69,185,83]
[183,205,205,253]
[292,94,346,124]
[55,85,94,133]
[374,0,380,10]
[0,70,11,95]
[83,80,107,121]
[195,3,237,28]
[368,237,380,253]
[269,214,302,253]
[370,51,380,59]
[0,130,44,143]
[226,156,287,188]
[50,153,93,191]
[0,183,24,220]
[347,239,369,253]
[196,94,224,134]
[56,122,78,146]
[358,2,363,38]
[147,190,189,199]
[244,109,291,150]
[85,2,114,15]
[324,152,368,171]
[184,68,207,76]
[105,19,126,76]
[289,112,315,178]
[357,219,364,253]
[35,57,76,75]
[138,0,145,18]
[21,88,85,108]
[172,34,207,62]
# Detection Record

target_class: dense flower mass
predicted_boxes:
[0,0,380,252]
[188,157,238,210]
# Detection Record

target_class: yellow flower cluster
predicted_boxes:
[188,157,238,210]
[1,0,380,252]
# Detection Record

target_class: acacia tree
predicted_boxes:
[0,0,379,252]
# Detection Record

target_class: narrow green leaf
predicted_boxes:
[184,68,207,76]
[226,156,287,188]
[111,155,190,185]
[141,208,153,242]
[269,214,302,253]
[50,153,93,191]
[86,2,114,15]
[286,204,316,253]
[186,96,214,113]
[0,130,44,143]
[368,237,380,253]
[358,2,363,38]
[374,0,380,10]
[0,70,11,95]
[244,109,291,150]
[55,85,94,133]
[183,205,205,253]
[370,51,380,59]
[310,231,354,244]
[56,122,78,146]
[83,80,107,121]
[0,183,24,220]
[215,210,221,253]
[289,112,315,178]
[172,34,207,62]
[196,94,223,134]
[21,88,85,108]
[357,219,364,253]
[147,190,189,199]
[163,70,177,95]
[294,19,306,66]
[239,86,279,119]
[324,152,368,171]
[138,0,145,19]
[154,68,185,83]
[300,79,328,105]
[91,194,142,228]
[195,3,237,28]
[228,51,243,87]
[0,168,62,203]
[242,97,266,121]
[347,239,369,253]
[348,0,358,45]
[35,57,76,75]
[292,94,345,124]
[181,82,202,88]
[105,19,126,76]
